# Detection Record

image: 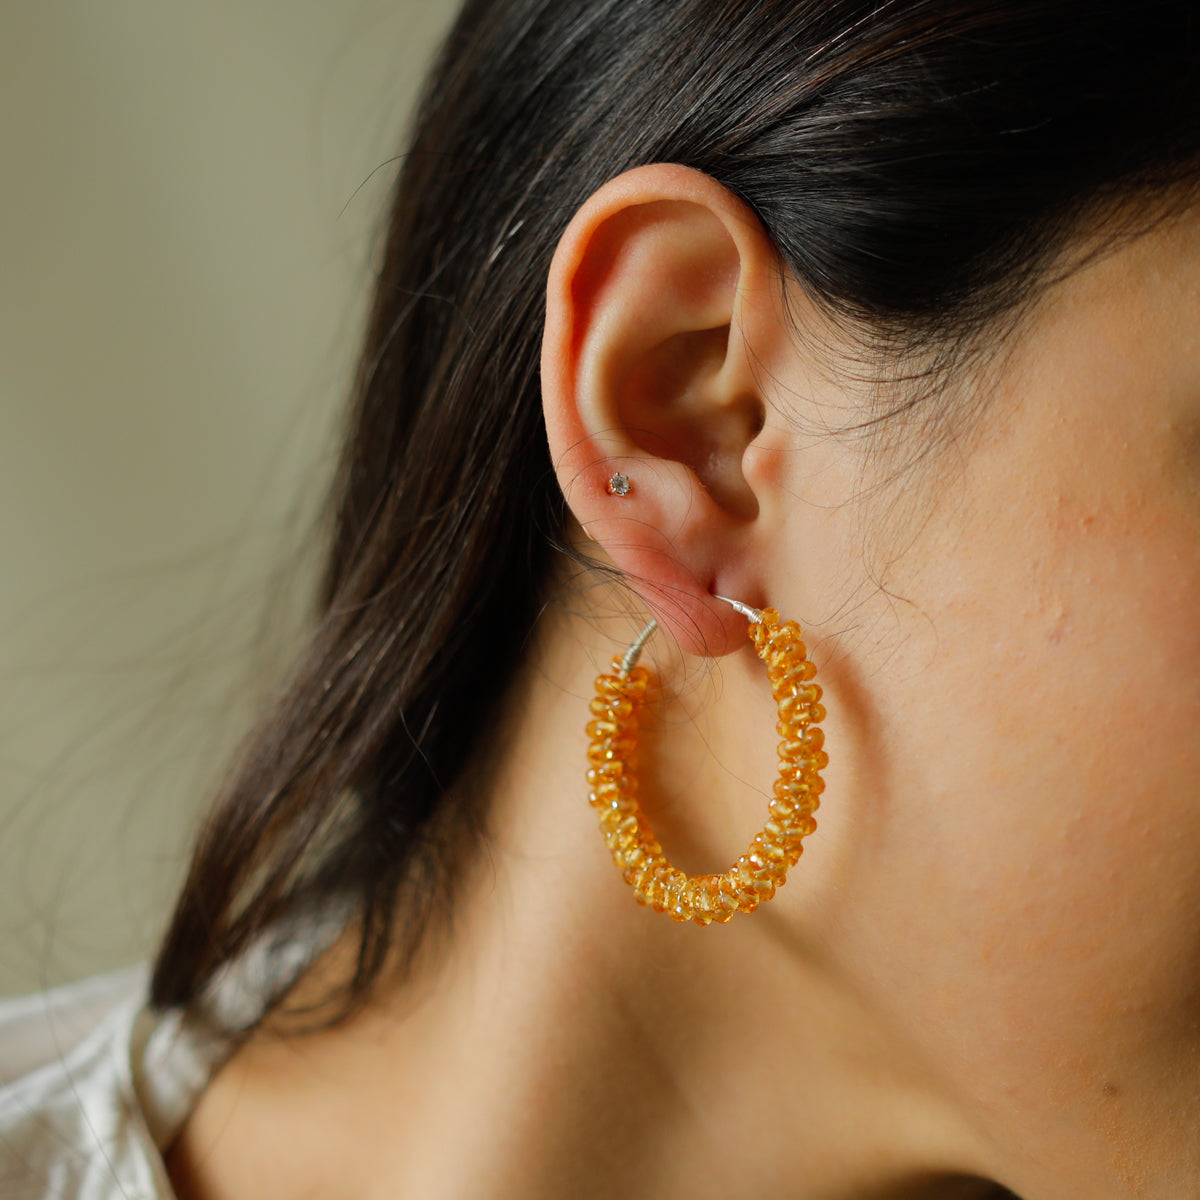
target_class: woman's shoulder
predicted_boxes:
[0,967,212,1200]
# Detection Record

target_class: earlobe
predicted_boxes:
[541,163,787,656]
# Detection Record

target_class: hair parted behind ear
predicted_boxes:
[151,0,1200,1025]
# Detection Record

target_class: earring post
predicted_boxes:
[619,619,658,675]
[714,594,765,623]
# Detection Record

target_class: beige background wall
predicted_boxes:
[0,1,459,995]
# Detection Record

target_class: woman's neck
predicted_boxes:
[167,596,1005,1200]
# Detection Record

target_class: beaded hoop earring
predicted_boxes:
[586,597,828,925]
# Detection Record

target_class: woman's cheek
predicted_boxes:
[842,474,1200,1150]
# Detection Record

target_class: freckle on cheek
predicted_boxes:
[1043,603,1071,646]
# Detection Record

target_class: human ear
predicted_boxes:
[541,163,789,656]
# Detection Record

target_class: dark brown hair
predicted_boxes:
[151,0,1200,1021]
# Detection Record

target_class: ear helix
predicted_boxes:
[585,590,828,926]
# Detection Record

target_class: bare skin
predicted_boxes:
[167,168,1200,1200]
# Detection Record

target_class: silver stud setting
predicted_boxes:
[607,471,631,497]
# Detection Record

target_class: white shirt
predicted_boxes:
[0,918,335,1199]
[0,967,210,1199]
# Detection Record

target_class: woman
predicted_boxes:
[5,0,1200,1196]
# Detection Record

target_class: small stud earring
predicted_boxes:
[606,472,631,497]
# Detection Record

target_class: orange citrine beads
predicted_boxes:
[586,607,828,925]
